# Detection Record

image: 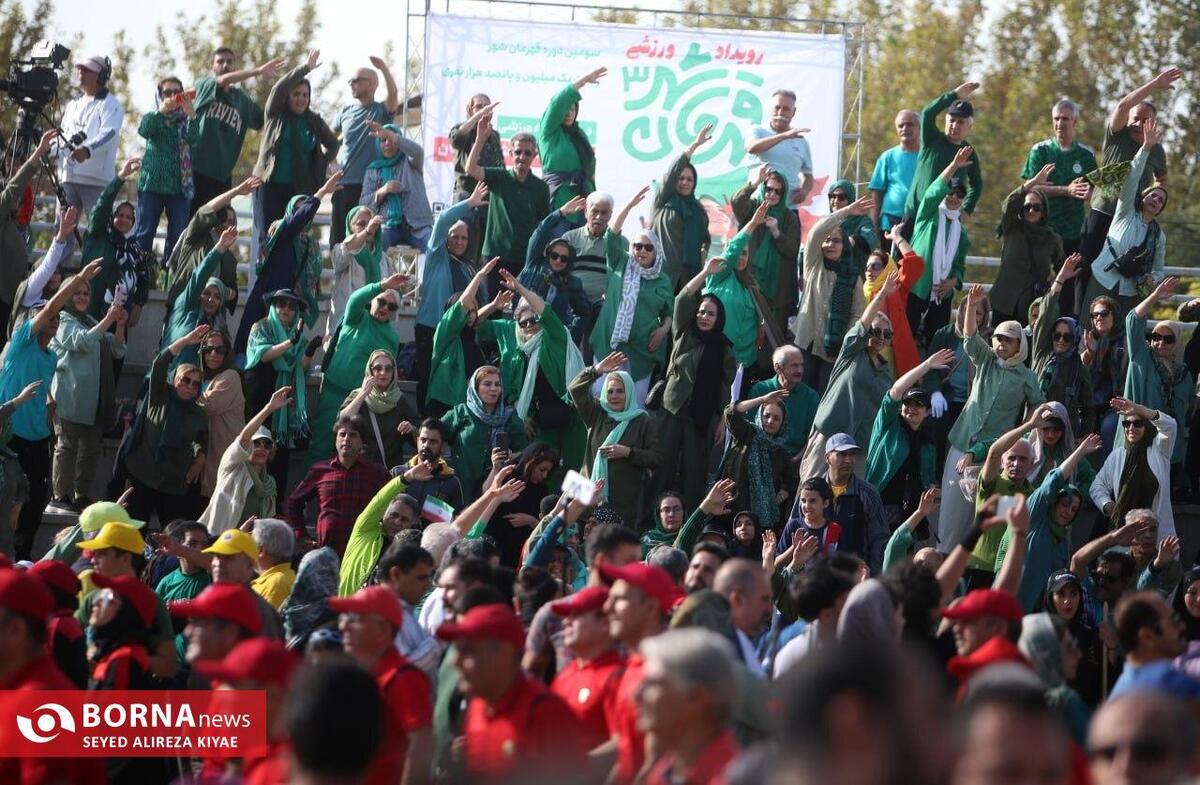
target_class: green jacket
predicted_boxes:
[441,403,528,501]
[948,333,1045,460]
[703,231,759,366]
[730,182,800,307]
[590,241,674,380]
[538,83,594,209]
[811,322,893,446]
[137,110,200,196]
[864,391,937,493]
[477,308,571,404]
[427,302,472,409]
[718,403,790,518]
[988,187,1063,321]
[164,206,239,309]
[662,289,737,424]
[50,311,126,426]
[651,153,711,287]
[909,177,970,301]
[192,76,265,181]
[124,349,207,495]
[903,90,983,219]
[325,283,401,390]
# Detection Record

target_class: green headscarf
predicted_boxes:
[260,195,322,323]
[590,371,646,501]
[365,124,407,228]
[343,205,384,285]
[246,300,310,449]
[745,404,787,528]
[665,159,709,276]
[750,172,791,300]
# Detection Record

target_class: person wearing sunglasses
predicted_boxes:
[538,68,604,210]
[988,163,1063,328]
[936,283,1045,554]
[730,165,800,338]
[133,76,200,263]
[1029,253,1096,438]
[47,273,128,514]
[519,199,592,344]
[192,327,246,499]
[306,272,408,467]
[1090,397,1177,538]
[1079,294,1129,459]
[1126,276,1194,467]
[589,188,674,407]
[867,226,924,377]
[650,123,713,288]
[339,349,420,471]
[161,223,239,372]
[122,323,212,526]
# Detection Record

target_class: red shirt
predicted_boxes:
[550,648,626,748]
[610,652,647,785]
[464,672,588,780]
[285,457,391,556]
[0,654,107,785]
[243,740,291,785]
[645,730,739,785]
[365,647,432,785]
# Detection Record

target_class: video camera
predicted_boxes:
[0,41,71,111]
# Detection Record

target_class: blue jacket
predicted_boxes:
[416,199,478,329]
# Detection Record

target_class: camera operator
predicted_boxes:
[56,55,124,249]
[0,129,56,342]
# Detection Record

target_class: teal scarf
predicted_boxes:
[261,195,322,322]
[590,371,646,501]
[246,304,309,449]
[465,367,515,440]
[665,163,708,276]
[365,124,406,229]
[751,181,789,300]
[745,407,787,528]
[344,205,384,283]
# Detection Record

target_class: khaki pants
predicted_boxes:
[53,419,102,503]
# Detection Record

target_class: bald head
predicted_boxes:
[1088,692,1195,785]
[351,68,378,102]
[714,559,772,636]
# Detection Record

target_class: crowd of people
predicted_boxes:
[0,39,1198,785]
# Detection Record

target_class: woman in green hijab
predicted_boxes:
[568,351,659,530]
[538,69,603,209]
[651,124,714,288]
[440,365,528,501]
[159,224,238,371]
[245,289,317,505]
[731,166,800,336]
[328,205,384,334]
[306,273,409,466]
[704,201,770,371]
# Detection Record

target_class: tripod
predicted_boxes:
[2,105,82,251]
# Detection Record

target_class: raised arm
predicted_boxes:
[890,348,955,401]
[1134,275,1177,319]
[239,387,293,450]
[611,185,650,235]
[992,495,1029,595]
[465,111,494,183]
[962,283,985,338]
[216,56,284,89]
[459,258,498,308]
[31,262,100,335]
[368,56,400,114]
[859,269,898,328]
[498,268,545,314]
[1070,516,1151,577]
[681,256,724,296]
[1110,67,1182,132]
[981,404,1044,483]
[745,125,811,155]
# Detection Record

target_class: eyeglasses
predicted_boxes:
[868,327,894,340]
[511,149,535,159]
[632,243,655,252]
[994,334,1017,344]
[1148,332,1176,345]
[1123,419,1146,430]
[764,186,784,195]
[1022,203,1044,213]
[252,438,274,449]
[180,377,201,389]
[1052,331,1074,343]
[1089,739,1171,765]
[547,251,569,262]
[517,316,541,329]
[161,88,183,97]
[375,299,399,312]
[370,364,394,373]
[1090,309,1112,319]
[201,345,228,355]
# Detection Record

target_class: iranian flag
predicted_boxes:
[422,496,455,523]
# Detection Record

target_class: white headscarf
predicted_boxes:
[610,229,665,348]
[931,199,963,301]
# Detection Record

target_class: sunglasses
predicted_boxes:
[375,299,399,312]
[180,377,201,389]
[161,88,183,97]
[868,327,894,340]
[517,316,541,329]
[866,259,887,273]
[1052,331,1074,342]
[1123,419,1146,429]
[764,186,784,195]
[547,251,569,262]
[201,345,228,355]
[1022,203,1044,213]
[370,364,394,373]
[274,299,297,310]
[252,438,274,449]
[1090,309,1112,319]
[1148,332,1176,345]
[632,243,655,252]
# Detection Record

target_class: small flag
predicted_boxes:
[421,496,455,523]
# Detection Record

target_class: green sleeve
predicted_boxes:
[339,476,409,597]
[994,526,1013,573]
[345,283,383,328]
[466,520,488,539]
[921,91,957,145]
[507,412,529,451]
[138,111,169,141]
[475,317,501,342]
[1020,145,1043,179]
[176,247,223,314]
[568,367,603,426]
[951,232,970,287]
[1032,280,1061,367]
[721,229,751,265]
[432,302,468,356]
[916,178,950,225]
[539,84,581,144]
[605,230,628,271]
[90,176,124,232]
[882,526,916,572]
[674,508,709,553]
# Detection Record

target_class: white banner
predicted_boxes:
[422,13,846,241]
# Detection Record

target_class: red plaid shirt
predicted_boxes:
[286,457,390,557]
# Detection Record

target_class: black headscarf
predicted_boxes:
[1173,567,1200,642]
[689,294,731,429]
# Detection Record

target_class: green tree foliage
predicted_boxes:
[0,0,76,151]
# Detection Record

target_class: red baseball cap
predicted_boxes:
[195,639,300,686]
[170,583,263,634]
[550,586,609,617]
[29,561,82,596]
[92,573,158,626]
[436,603,525,650]
[0,568,53,621]
[328,586,404,630]
[597,562,684,615]
[941,589,1024,624]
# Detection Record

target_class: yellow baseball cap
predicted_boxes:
[76,522,146,555]
[203,529,258,560]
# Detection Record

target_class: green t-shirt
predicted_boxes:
[1021,139,1097,241]
[192,76,265,181]
[1090,125,1167,215]
[155,568,213,666]
[481,167,550,261]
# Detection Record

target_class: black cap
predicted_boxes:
[947,99,974,118]
[948,177,967,197]
[901,388,931,408]
[264,289,304,306]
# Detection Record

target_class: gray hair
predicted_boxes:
[253,518,295,562]
[586,191,615,211]
[510,131,537,150]
[646,545,689,584]
[772,344,802,367]
[1052,98,1080,119]
[640,628,738,723]
[421,522,461,565]
[771,89,797,102]
[1124,508,1157,527]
